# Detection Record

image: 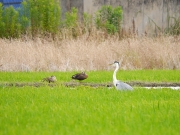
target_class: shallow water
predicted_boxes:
[144,87,180,90]
[1,82,180,90]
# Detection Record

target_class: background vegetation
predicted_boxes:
[0,36,180,71]
[1,0,179,39]
[95,5,123,34]
[0,0,61,38]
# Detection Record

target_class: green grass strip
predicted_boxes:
[0,86,180,135]
[0,70,180,83]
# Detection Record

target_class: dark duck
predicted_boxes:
[72,72,88,81]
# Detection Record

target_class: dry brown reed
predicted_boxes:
[0,35,180,71]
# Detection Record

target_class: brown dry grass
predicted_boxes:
[0,35,180,71]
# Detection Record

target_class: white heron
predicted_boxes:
[110,61,133,91]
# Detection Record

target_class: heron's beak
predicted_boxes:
[109,63,114,65]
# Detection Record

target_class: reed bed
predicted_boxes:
[0,35,180,71]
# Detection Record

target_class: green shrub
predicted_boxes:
[64,7,78,28]
[83,12,93,33]
[165,17,180,35]
[27,0,61,36]
[63,7,79,38]
[1,6,21,38]
[0,0,61,38]
[0,3,123,38]
[95,5,123,34]
[19,0,31,34]
[0,3,5,37]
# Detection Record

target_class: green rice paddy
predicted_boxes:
[0,70,180,83]
[0,70,180,135]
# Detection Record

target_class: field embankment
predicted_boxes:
[0,70,180,87]
[0,36,180,71]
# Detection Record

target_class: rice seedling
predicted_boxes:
[0,86,180,135]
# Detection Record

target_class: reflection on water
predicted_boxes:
[144,87,180,90]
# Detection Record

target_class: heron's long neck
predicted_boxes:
[113,65,119,81]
